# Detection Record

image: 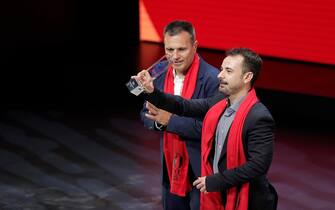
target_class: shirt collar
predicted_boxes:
[173,69,185,80]
[224,95,247,117]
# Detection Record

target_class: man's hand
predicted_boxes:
[145,102,172,126]
[193,176,208,193]
[131,70,154,93]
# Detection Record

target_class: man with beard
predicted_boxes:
[135,48,277,210]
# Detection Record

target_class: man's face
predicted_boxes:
[164,31,197,74]
[218,55,249,96]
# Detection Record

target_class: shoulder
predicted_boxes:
[198,58,220,91]
[245,102,275,127]
[250,102,272,116]
[199,57,220,78]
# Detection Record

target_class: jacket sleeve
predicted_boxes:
[206,105,275,191]
[166,114,202,140]
[165,72,220,140]
[143,89,224,119]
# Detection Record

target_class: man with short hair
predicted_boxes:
[139,20,219,210]
[135,48,278,210]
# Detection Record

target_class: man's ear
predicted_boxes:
[193,40,198,50]
[244,71,254,84]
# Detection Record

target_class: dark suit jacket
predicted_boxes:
[143,90,278,210]
[140,57,219,187]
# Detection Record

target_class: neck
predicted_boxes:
[228,88,250,105]
[175,69,187,76]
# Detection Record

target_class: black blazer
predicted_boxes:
[144,89,278,210]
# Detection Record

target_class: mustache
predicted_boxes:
[219,79,228,84]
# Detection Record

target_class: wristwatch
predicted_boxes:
[154,121,166,131]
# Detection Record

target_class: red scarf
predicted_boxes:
[200,89,258,210]
[163,54,200,196]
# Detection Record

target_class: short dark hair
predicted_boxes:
[163,20,196,43]
[226,48,262,86]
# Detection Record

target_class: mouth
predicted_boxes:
[172,60,183,66]
[220,81,228,86]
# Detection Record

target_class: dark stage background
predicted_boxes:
[1,0,140,111]
[0,1,334,210]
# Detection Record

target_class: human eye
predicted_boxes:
[178,47,187,52]
[226,68,233,73]
[166,48,173,53]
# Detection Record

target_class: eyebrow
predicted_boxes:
[220,66,233,71]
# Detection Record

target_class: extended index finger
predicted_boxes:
[146,102,159,111]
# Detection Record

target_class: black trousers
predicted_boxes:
[162,185,200,210]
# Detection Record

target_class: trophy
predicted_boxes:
[126,55,167,96]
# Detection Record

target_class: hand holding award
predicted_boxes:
[126,55,167,96]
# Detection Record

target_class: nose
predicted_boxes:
[218,69,225,79]
[171,50,180,60]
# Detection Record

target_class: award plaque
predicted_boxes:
[125,77,144,96]
[126,55,167,96]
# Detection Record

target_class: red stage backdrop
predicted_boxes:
[140,0,335,65]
